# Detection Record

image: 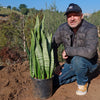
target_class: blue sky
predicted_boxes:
[0,0,100,13]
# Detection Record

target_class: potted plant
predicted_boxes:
[25,16,55,99]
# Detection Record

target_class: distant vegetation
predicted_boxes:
[0,4,100,62]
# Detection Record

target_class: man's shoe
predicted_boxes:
[76,83,88,96]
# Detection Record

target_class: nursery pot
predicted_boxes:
[31,77,53,99]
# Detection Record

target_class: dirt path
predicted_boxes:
[0,61,100,100]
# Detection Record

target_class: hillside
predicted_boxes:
[0,7,21,15]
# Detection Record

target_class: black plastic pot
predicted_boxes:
[31,77,53,99]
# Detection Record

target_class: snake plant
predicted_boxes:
[26,16,54,79]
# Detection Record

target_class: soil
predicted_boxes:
[0,60,100,100]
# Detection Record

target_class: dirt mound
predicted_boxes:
[0,61,34,100]
[0,61,100,100]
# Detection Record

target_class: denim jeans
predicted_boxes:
[55,56,98,86]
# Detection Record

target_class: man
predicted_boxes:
[52,3,98,95]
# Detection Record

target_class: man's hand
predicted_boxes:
[54,65,62,75]
[62,50,68,59]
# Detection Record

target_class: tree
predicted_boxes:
[7,5,11,9]
[12,7,18,11]
[19,4,27,10]
[20,8,29,15]
[19,4,29,15]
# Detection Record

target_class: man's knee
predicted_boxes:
[71,56,86,70]
[71,56,84,64]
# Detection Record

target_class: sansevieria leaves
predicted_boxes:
[26,15,55,79]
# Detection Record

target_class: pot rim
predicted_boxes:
[30,75,54,81]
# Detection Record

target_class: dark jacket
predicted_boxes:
[52,19,98,64]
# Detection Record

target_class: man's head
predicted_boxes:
[65,3,83,29]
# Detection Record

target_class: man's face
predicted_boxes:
[67,12,83,28]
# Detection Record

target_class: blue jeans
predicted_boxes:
[56,56,98,86]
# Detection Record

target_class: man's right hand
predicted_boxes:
[62,50,68,59]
